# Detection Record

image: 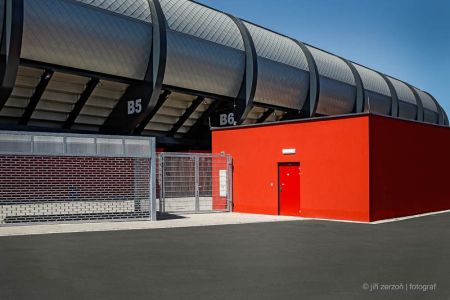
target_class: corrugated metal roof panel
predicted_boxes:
[244,22,308,70]
[353,64,390,97]
[160,0,244,50]
[307,46,355,85]
[387,77,416,105]
[74,0,152,23]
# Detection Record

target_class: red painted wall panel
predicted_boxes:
[369,115,450,221]
[212,115,370,222]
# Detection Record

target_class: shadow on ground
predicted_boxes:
[157,212,187,220]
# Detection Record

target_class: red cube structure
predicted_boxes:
[212,114,450,222]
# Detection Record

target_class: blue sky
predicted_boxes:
[197,0,450,114]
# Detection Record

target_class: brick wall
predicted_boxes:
[0,155,151,223]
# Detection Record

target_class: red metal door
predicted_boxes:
[278,163,300,216]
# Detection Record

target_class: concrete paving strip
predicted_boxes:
[0,213,302,237]
[370,209,450,224]
[2,209,449,237]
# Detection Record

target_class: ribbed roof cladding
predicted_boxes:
[160,0,244,50]
[414,88,437,112]
[353,64,390,97]
[307,46,355,85]
[387,77,416,104]
[74,0,152,22]
[243,22,308,71]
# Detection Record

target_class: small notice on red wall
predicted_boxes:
[219,170,227,197]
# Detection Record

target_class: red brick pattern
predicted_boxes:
[0,155,151,223]
[0,156,150,203]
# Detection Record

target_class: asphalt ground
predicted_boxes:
[0,213,449,300]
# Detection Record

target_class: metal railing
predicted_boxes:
[0,131,157,225]
[158,152,232,214]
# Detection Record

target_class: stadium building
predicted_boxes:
[0,0,448,148]
[0,0,449,222]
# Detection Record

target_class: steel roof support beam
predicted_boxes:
[405,84,424,122]
[135,90,171,134]
[18,69,53,125]
[344,61,365,113]
[292,40,319,117]
[186,100,221,138]
[424,91,444,125]
[101,0,167,134]
[257,108,274,123]
[20,59,138,86]
[0,0,23,111]
[227,15,258,125]
[63,77,99,129]
[379,74,399,117]
[167,96,204,137]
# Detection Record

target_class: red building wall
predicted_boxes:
[213,114,450,222]
[369,115,450,221]
[212,115,371,222]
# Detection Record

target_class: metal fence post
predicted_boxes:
[227,156,233,212]
[194,156,200,212]
[63,136,67,154]
[159,153,165,213]
[134,158,139,213]
[30,135,34,153]
[150,138,157,221]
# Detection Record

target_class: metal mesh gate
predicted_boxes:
[0,131,157,224]
[158,153,232,214]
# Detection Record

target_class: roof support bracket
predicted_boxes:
[18,69,53,125]
[343,60,365,113]
[101,0,167,134]
[292,40,319,117]
[424,91,445,125]
[186,100,221,138]
[405,84,424,122]
[0,0,24,111]
[444,110,449,126]
[63,77,99,129]
[227,15,258,125]
[257,108,274,123]
[379,74,399,117]
[167,96,204,137]
[135,90,171,134]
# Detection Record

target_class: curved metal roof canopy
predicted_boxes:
[0,0,447,145]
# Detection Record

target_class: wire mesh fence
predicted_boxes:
[0,131,156,225]
[158,153,232,214]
